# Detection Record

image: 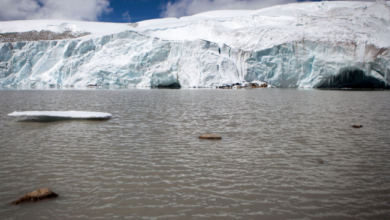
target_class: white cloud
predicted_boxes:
[0,0,112,21]
[122,11,132,22]
[161,0,301,17]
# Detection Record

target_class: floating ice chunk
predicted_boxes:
[8,111,112,119]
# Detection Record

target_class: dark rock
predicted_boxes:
[219,85,231,89]
[12,188,58,205]
[352,125,363,128]
[249,82,268,88]
[199,134,222,140]
[156,82,181,89]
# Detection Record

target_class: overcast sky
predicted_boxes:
[0,0,378,23]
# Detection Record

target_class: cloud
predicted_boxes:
[0,0,112,21]
[122,11,132,22]
[161,0,302,17]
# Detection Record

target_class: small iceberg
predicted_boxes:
[8,111,112,121]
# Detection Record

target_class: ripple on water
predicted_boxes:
[0,89,390,219]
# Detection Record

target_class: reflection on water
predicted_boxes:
[0,89,390,219]
[16,117,111,122]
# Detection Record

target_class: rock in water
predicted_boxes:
[199,134,222,140]
[352,125,363,128]
[12,188,58,205]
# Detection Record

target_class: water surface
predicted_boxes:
[0,89,389,219]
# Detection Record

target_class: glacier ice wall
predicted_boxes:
[0,31,238,88]
[0,30,389,88]
[1,0,390,88]
[246,41,390,88]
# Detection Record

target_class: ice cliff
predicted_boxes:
[0,0,389,88]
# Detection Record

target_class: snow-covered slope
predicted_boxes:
[0,0,389,88]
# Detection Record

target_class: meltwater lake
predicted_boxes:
[0,88,389,220]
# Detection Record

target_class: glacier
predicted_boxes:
[0,0,389,88]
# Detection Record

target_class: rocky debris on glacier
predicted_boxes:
[249,82,268,88]
[0,29,90,43]
[12,188,58,205]
[218,81,267,89]
[0,1,389,88]
[127,23,139,28]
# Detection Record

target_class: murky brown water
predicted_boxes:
[0,89,390,220]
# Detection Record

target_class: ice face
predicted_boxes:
[0,32,388,88]
[245,41,390,88]
[0,1,389,88]
[0,33,244,88]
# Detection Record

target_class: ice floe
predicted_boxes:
[8,111,112,119]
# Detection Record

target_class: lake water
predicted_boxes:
[0,88,389,220]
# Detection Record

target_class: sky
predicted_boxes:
[0,0,377,23]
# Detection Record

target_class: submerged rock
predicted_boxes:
[199,134,222,140]
[12,188,58,205]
